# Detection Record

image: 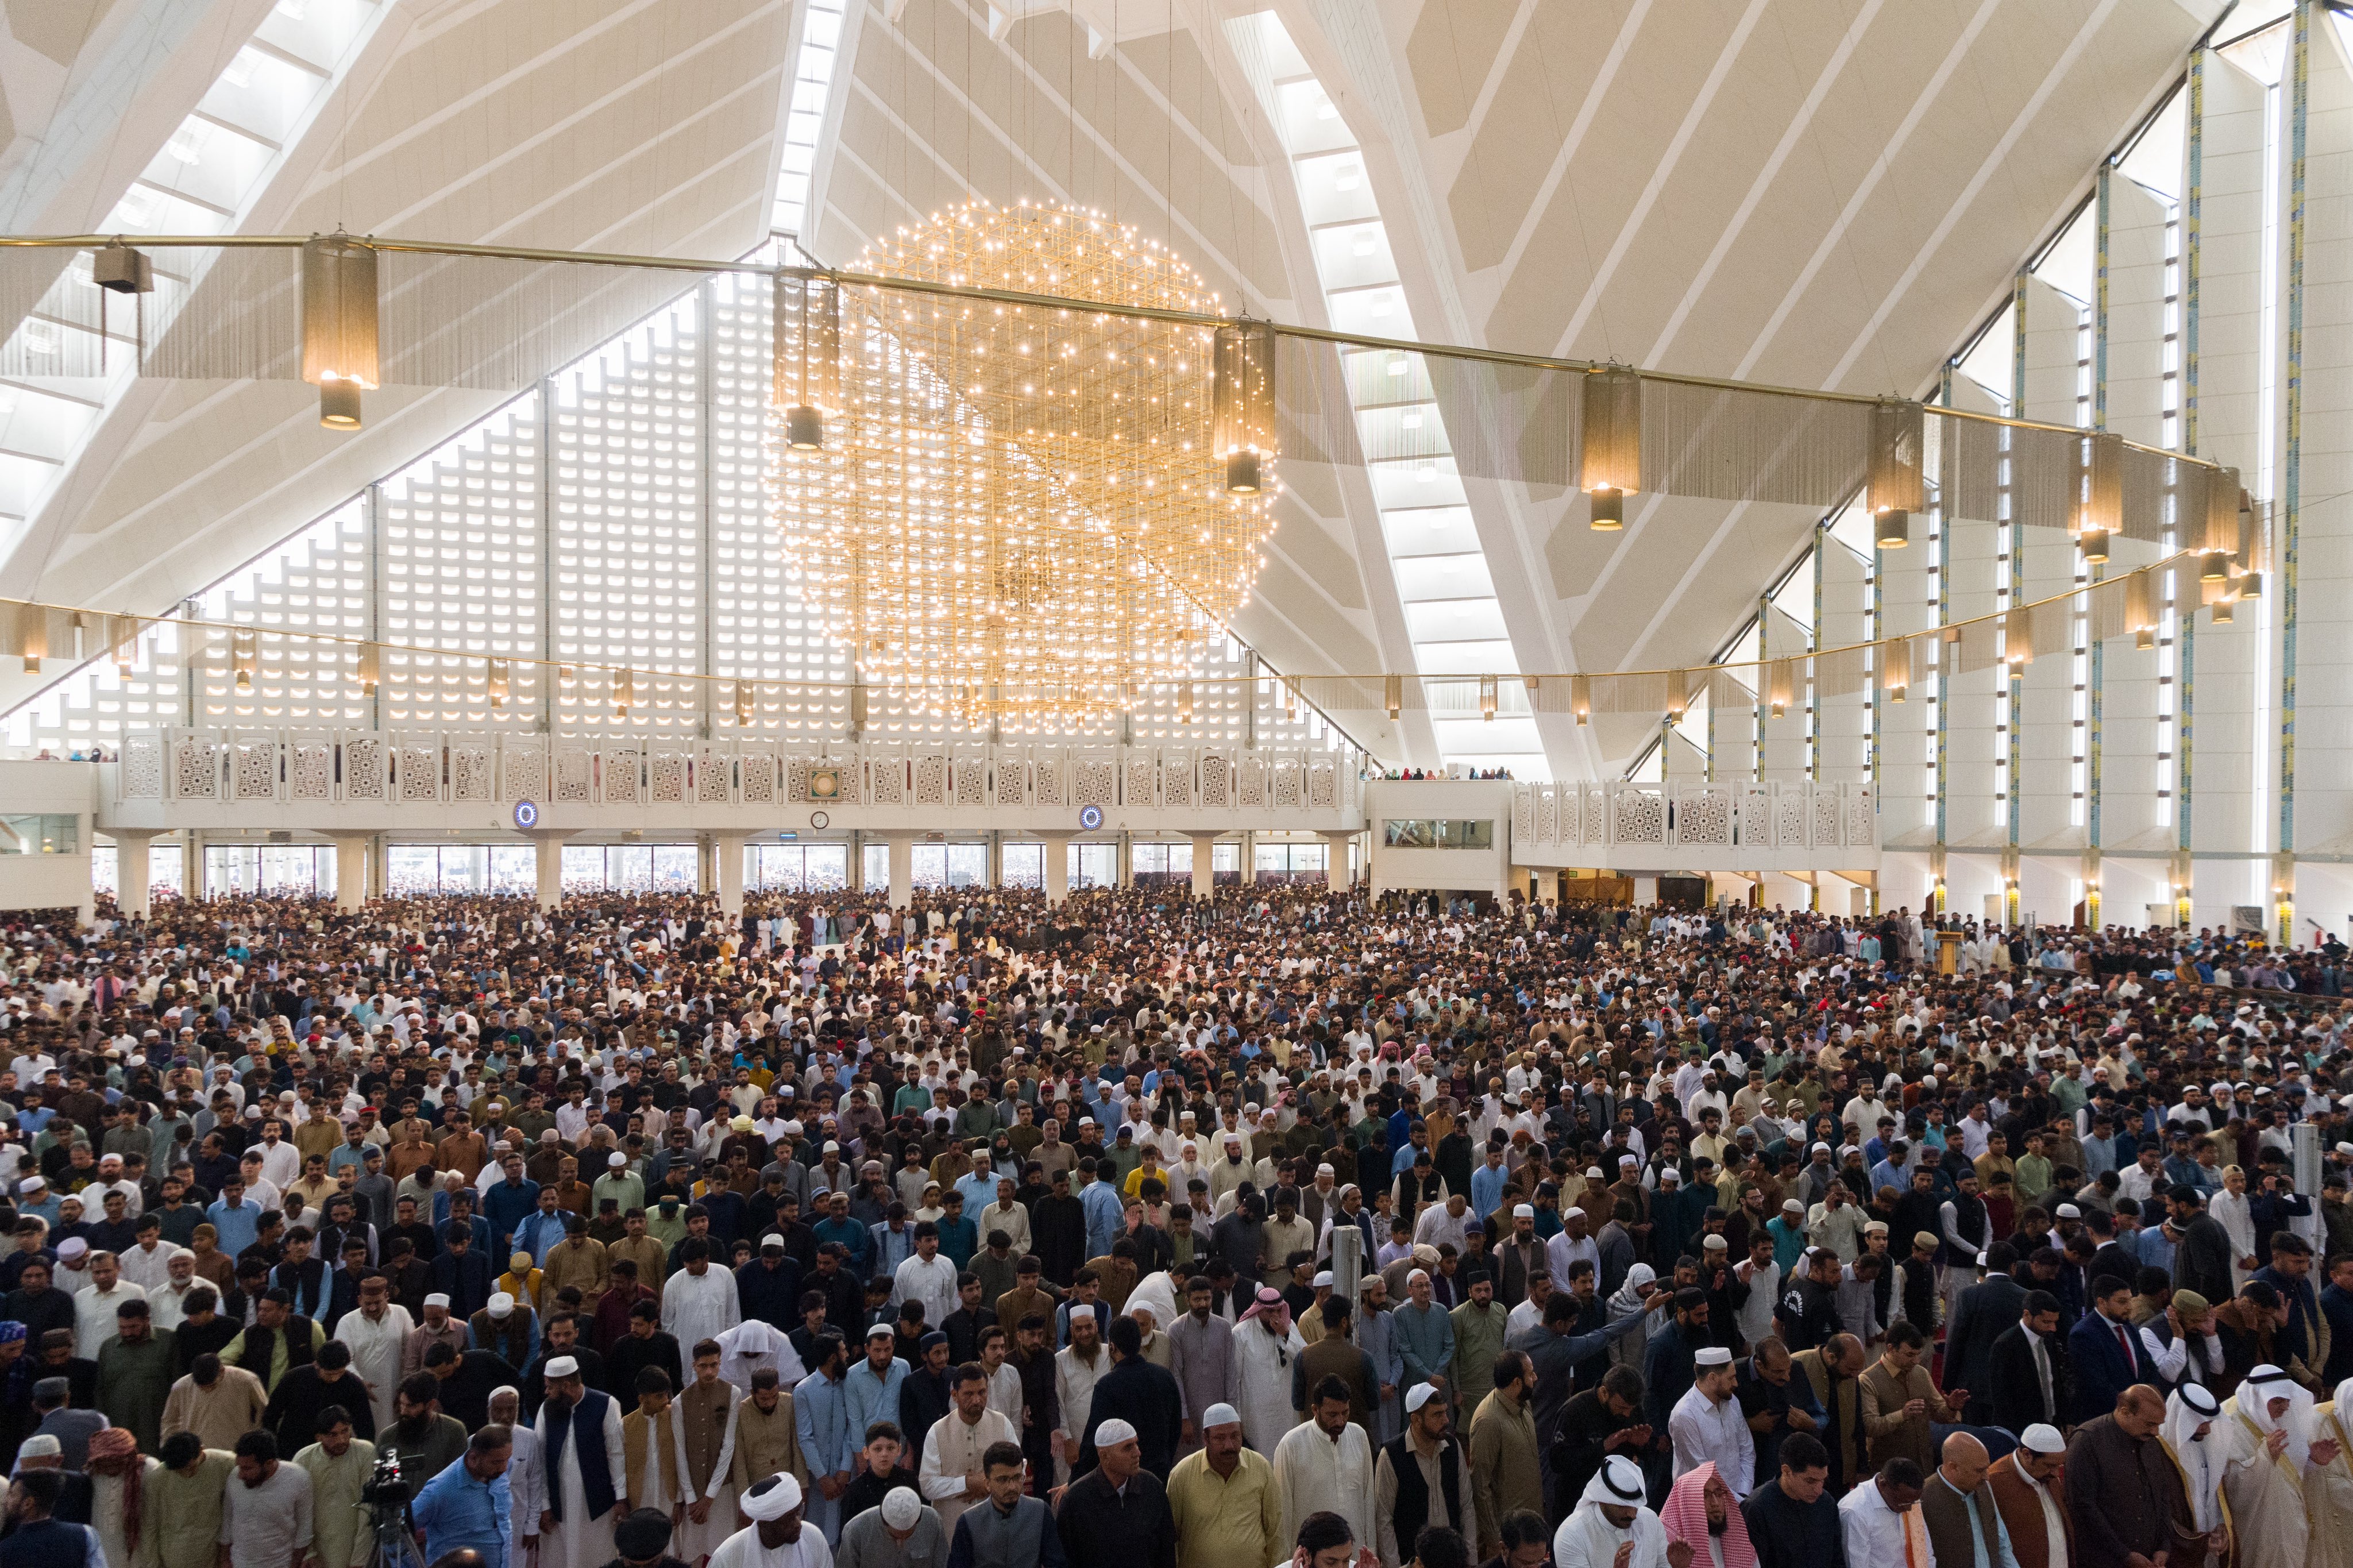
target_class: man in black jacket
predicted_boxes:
[1077,1316,1183,1479]
[1742,1431,1842,1568]
[1057,1413,1175,1568]
[261,1337,377,1454]
[1942,1245,2027,1424]
[1988,1291,2067,1434]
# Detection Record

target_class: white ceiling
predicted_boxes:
[0,0,2229,773]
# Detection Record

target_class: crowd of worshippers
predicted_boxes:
[2,882,2353,1568]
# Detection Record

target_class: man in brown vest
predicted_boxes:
[1792,1333,1868,1494]
[469,1291,537,1369]
[673,1338,738,1563]
[1293,1297,1378,1437]
[1985,1424,2074,1568]
[1919,1432,2015,1568]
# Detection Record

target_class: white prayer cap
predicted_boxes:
[1513,1204,1536,1219]
[1811,1142,1831,1153]
[762,1234,785,1251]
[2020,1424,2066,1454]
[609,1152,628,1168]
[16,1177,41,1194]
[55,1238,86,1260]
[18,1435,59,1459]
[1584,1167,1605,1180]
[740,1472,804,1520]
[1313,1271,1334,1288]
[1094,1418,1139,1446]
[881,1487,924,1530]
[1618,1154,1638,1167]
[2055,1204,2081,1219]
[824,1141,840,1153]
[487,1292,514,1318]
[1694,1346,1733,1367]
[866,1322,897,1341]
[543,1355,580,1379]
[1406,1382,1441,1413]
[1407,1268,1430,1286]
[783,1121,804,1136]
[1201,1403,1240,1429]
[1581,1454,1646,1509]
[1318,1164,1335,1176]
[425,1293,452,1309]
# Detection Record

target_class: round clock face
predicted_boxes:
[1079,804,1104,831]
[513,800,538,829]
[810,811,830,830]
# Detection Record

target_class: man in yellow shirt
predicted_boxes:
[1167,1403,1283,1568]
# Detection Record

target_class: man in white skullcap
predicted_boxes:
[709,1472,830,1568]
[1170,1401,1286,1568]
[1274,1374,1376,1558]
[1552,1454,1667,1568]
[833,1483,944,1568]
[533,1353,630,1568]
[2225,1365,2339,1568]
[1984,1423,2072,1568]
[1372,1382,1475,1568]
[1669,1345,1753,1493]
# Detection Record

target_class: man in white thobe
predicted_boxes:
[334,1277,414,1434]
[534,1357,629,1568]
[1271,1385,1376,1552]
[1052,1319,1110,1486]
[709,1472,831,1568]
[490,1387,545,1565]
[1668,1345,1754,1493]
[1553,1455,1668,1568]
[916,1365,1016,1533]
[1232,1291,1308,1457]
[2162,1383,2229,1553]
[2225,1365,2340,1568]
[662,1244,742,1380]
[716,1320,807,1401]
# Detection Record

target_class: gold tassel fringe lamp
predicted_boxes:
[1580,367,1640,530]
[1869,399,1924,548]
[302,234,379,430]
[1213,320,1276,495]
[774,273,840,451]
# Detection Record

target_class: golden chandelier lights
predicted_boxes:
[770,200,1278,731]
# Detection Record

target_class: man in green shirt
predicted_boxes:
[295,1409,377,1568]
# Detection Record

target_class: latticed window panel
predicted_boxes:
[551,300,702,737]
[381,402,541,726]
[188,504,373,729]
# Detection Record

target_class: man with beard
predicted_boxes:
[384,1370,468,1505]
[536,1355,630,1568]
[1009,1314,1059,1497]
[791,1333,855,1544]
[710,1472,830,1568]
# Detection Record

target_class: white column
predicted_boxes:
[327,834,371,913]
[111,832,157,921]
[886,834,915,909]
[713,832,747,918]
[533,832,567,910]
[1324,831,1353,894]
[1189,833,1217,899]
[1041,832,1074,906]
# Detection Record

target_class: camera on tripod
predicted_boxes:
[360,1451,407,1513]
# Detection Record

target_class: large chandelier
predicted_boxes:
[772,200,1277,729]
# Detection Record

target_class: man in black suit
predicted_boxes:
[1990,1289,2067,1433]
[1942,1243,2026,1424]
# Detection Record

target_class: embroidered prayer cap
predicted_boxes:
[2019,1424,2065,1454]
